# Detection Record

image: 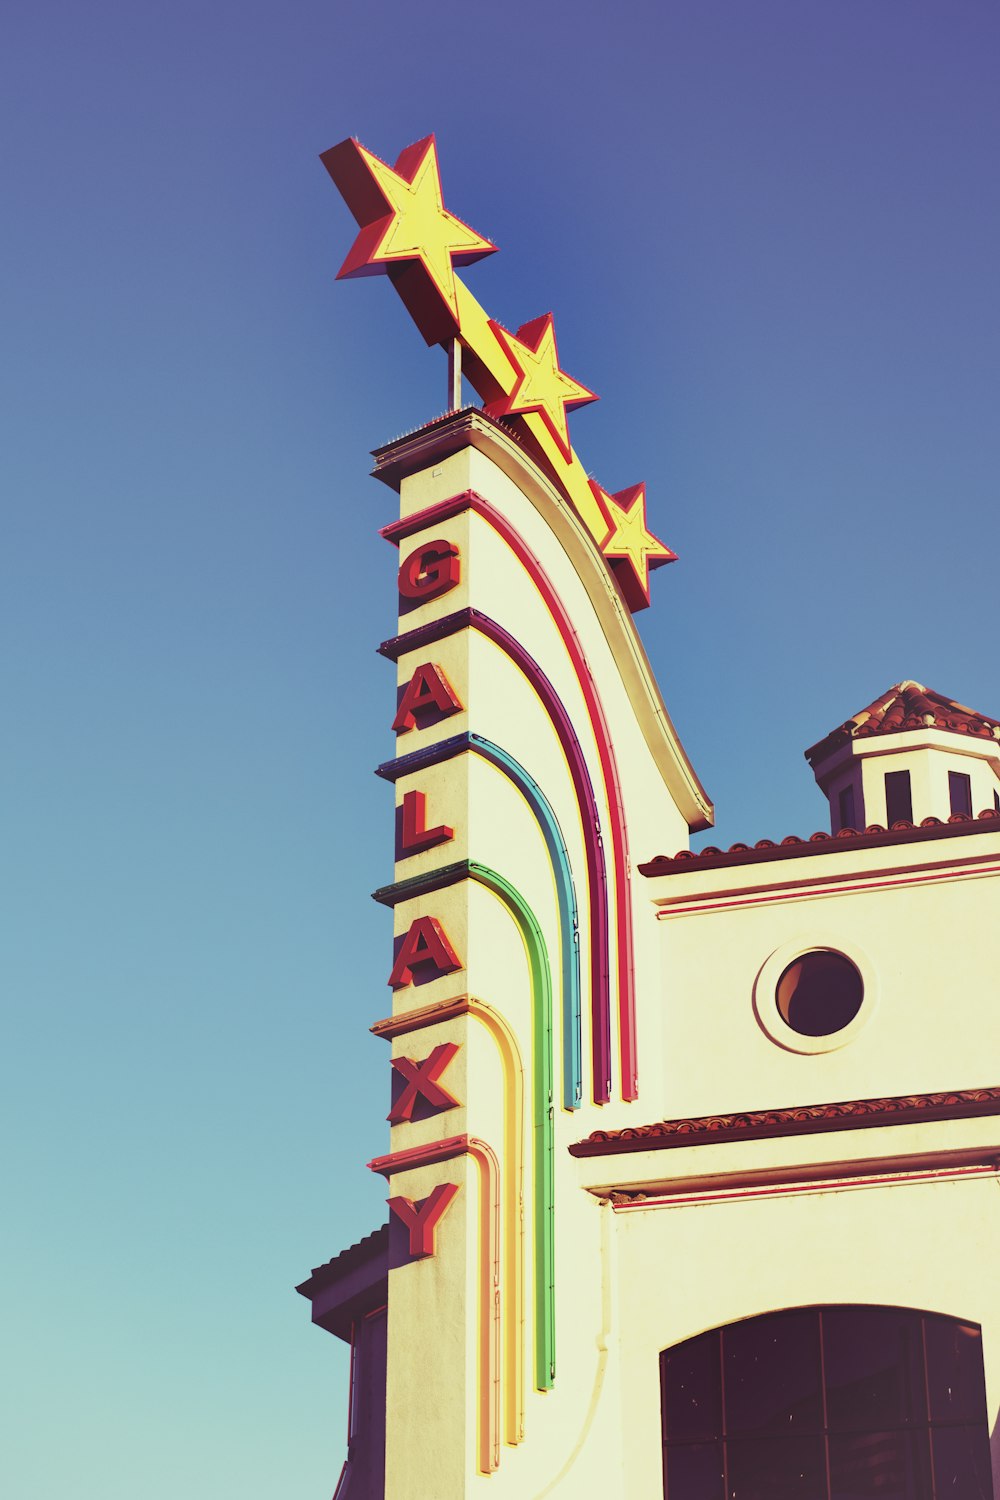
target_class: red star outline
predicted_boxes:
[485,313,597,461]
[319,134,497,345]
[591,481,677,612]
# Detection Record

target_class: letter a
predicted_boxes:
[392,662,462,733]
[388,1182,461,1257]
[388,915,462,989]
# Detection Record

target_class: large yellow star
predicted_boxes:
[593,482,677,612]
[321,135,497,342]
[485,314,597,460]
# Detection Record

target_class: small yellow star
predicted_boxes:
[323,135,497,339]
[486,313,597,459]
[593,482,676,612]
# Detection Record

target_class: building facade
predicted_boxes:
[297,134,1000,1500]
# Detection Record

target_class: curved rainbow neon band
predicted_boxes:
[382,491,638,1102]
[372,994,525,1445]
[374,859,556,1391]
[380,610,612,1105]
[377,730,582,1111]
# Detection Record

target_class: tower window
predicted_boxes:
[885,769,913,826]
[949,771,972,818]
[836,785,857,832]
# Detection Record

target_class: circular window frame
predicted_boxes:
[753,935,878,1054]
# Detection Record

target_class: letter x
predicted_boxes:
[388,1042,460,1124]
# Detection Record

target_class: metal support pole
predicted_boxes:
[447,338,462,411]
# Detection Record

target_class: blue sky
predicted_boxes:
[2,3,998,1495]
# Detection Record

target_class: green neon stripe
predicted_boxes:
[371,856,557,1389]
[468,860,555,1392]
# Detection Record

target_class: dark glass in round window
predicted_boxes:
[775,950,863,1037]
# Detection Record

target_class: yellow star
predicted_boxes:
[324,135,497,339]
[486,314,597,460]
[593,482,676,612]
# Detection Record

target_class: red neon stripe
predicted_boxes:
[657,860,1000,919]
[612,1162,998,1211]
[384,490,638,1101]
[381,608,612,1103]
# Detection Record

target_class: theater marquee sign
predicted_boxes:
[299,130,1000,1500]
[311,132,712,1493]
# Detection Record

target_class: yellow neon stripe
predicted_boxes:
[371,995,525,1445]
[469,1001,524,1444]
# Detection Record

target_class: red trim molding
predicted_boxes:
[607,1157,1000,1211]
[569,1086,1000,1157]
[368,1134,468,1176]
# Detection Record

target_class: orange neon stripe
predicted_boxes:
[467,1138,501,1472]
[367,1126,505,1473]
[372,995,525,1445]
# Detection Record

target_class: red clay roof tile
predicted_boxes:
[638,809,1000,877]
[805,681,1000,767]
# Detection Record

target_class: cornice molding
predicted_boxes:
[569,1086,1000,1157]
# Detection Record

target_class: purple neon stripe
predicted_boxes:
[380,608,613,1101]
[383,490,639,1102]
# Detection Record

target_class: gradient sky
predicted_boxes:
[3,3,998,1495]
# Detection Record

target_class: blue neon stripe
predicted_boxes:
[468,736,582,1111]
[376,732,583,1110]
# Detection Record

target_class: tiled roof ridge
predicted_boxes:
[805,680,1000,766]
[638,807,1000,877]
[295,1223,389,1298]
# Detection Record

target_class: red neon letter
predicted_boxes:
[399,789,453,857]
[398,539,460,603]
[388,915,462,989]
[387,1181,460,1258]
[392,662,463,734]
[388,1042,460,1124]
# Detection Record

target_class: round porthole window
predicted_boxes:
[754,937,876,1054]
[775,950,863,1037]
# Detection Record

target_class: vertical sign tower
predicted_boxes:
[298,134,713,1499]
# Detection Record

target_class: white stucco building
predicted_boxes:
[298,410,1000,1500]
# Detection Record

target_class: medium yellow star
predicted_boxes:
[486,313,597,459]
[325,135,497,337]
[593,482,676,612]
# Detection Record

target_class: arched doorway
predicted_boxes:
[660,1306,993,1498]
